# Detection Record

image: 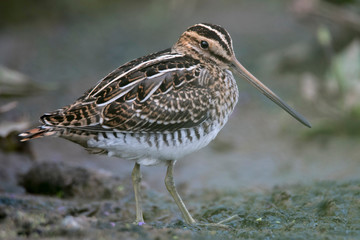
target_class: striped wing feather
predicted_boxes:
[102,87,211,132]
[41,50,212,133]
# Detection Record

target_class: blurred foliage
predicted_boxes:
[0,0,122,27]
[306,108,360,137]
[286,0,360,138]
[301,30,360,138]
[0,131,32,155]
[0,66,52,156]
[325,39,360,108]
[0,66,53,98]
[325,0,357,5]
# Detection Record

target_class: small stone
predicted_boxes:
[61,216,92,230]
[62,216,82,229]
[0,206,7,220]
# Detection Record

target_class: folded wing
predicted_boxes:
[40,51,213,134]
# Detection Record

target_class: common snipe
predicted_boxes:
[20,23,310,227]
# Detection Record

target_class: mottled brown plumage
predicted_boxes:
[20,23,310,226]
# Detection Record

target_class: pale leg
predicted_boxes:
[131,162,145,224]
[164,160,196,225]
[165,160,237,228]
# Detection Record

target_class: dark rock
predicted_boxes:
[0,205,7,220]
[18,162,130,199]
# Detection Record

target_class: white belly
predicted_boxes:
[86,122,224,166]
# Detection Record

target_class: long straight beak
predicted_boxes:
[231,57,311,128]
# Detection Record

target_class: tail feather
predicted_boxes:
[19,126,56,142]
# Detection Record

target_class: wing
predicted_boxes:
[102,86,212,132]
[41,49,214,133]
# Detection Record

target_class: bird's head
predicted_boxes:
[173,23,311,128]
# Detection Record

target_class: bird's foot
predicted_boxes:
[196,222,229,229]
[133,219,146,226]
[194,215,240,229]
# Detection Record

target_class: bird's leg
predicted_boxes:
[131,162,145,225]
[165,160,238,228]
[165,160,196,225]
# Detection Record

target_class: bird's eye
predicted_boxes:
[200,40,209,49]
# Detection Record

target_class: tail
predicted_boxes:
[19,126,56,142]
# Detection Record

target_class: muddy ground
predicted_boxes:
[0,157,359,240]
[0,170,359,239]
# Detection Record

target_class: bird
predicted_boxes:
[19,23,311,227]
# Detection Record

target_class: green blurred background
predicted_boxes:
[1,0,360,193]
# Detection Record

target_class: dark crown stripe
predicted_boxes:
[201,23,232,49]
[186,25,232,56]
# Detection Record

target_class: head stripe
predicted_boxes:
[200,23,232,49]
[186,24,232,56]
